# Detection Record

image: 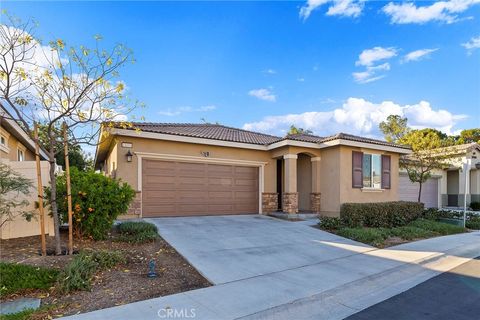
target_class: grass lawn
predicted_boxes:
[326,219,467,247]
[0,263,59,297]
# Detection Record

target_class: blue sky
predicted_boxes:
[3,0,480,138]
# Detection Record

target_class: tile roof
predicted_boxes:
[111,122,409,150]
[284,133,325,143]
[319,132,411,149]
[122,122,282,145]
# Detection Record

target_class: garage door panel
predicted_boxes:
[208,177,233,187]
[142,159,259,217]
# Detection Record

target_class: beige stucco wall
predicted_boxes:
[297,153,312,211]
[109,135,278,193]
[338,145,399,211]
[318,146,341,216]
[1,126,35,161]
[0,160,55,239]
[102,134,403,218]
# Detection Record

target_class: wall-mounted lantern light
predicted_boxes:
[126,150,133,162]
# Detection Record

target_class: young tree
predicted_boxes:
[37,124,92,171]
[0,163,34,228]
[379,115,409,143]
[398,129,455,202]
[0,12,140,254]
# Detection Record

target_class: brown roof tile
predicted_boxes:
[112,123,409,149]
[123,122,282,145]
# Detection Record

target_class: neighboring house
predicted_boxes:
[95,123,410,218]
[0,106,55,239]
[399,143,480,209]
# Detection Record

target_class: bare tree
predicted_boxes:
[0,12,141,254]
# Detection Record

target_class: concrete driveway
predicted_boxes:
[64,216,480,320]
[145,215,372,284]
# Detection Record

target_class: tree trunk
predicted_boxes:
[48,135,62,255]
[418,181,423,203]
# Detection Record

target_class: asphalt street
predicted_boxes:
[347,256,480,320]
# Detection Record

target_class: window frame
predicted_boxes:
[0,133,10,153]
[362,152,382,190]
[17,146,26,161]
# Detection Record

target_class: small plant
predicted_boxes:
[57,250,124,293]
[116,221,158,243]
[408,219,465,235]
[46,168,135,240]
[336,228,390,247]
[0,262,59,297]
[318,217,343,230]
[466,217,480,230]
[470,201,480,211]
[0,163,34,229]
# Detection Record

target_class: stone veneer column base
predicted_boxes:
[262,193,279,213]
[127,191,142,216]
[282,192,298,214]
[310,193,321,213]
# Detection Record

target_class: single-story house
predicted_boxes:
[95,123,411,218]
[399,143,480,208]
[0,105,55,239]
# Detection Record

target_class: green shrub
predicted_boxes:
[466,217,480,230]
[470,202,480,211]
[0,309,35,320]
[57,250,124,293]
[409,219,466,235]
[340,201,424,228]
[389,226,436,240]
[0,262,59,297]
[46,168,135,240]
[116,221,159,243]
[336,228,389,247]
[318,217,343,230]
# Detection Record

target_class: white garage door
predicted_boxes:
[398,175,439,208]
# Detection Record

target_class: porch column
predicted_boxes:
[311,157,321,213]
[283,154,298,214]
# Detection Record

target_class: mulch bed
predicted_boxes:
[0,229,211,318]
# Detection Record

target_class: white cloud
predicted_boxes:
[353,47,397,84]
[326,0,365,18]
[462,35,480,54]
[157,105,217,117]
[382,0,480,24]
[299,0,364,20]
[248,88,276,102]
[297,77,305,82]
[263,69,277,75]
[402,48,439,63]
[356,47,397,67]
[243,97,467,137]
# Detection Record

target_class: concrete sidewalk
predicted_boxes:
[62,222,480,320]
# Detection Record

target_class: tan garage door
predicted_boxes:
[398,174,439,208]
[142,159,259,217]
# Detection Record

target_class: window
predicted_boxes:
[352,151,391,189]
[363,154,381,188]
[0,134,9,153]
[17,148,25,161]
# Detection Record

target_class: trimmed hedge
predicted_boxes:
[340,201,424,228]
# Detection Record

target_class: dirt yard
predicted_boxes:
[0,229,211,318]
